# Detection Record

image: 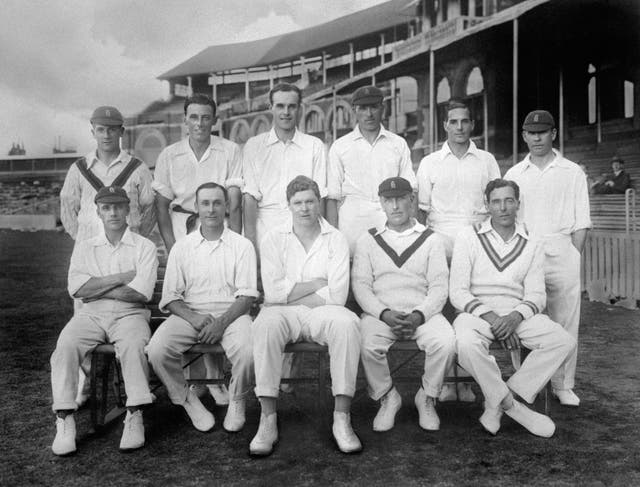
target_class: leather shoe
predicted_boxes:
[553,388,580,407]
[373,387,402,432]
[332,412,362,453]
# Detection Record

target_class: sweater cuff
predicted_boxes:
[379,308,391,321]
[513,301,538,321]
[411,310,426,326]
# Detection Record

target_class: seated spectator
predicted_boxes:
[592,157,632,194]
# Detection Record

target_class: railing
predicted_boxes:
[3,196,59,216]
[625,188,637,233]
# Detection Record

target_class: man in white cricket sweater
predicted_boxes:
[352,177,455,432]
[450,179,576,437]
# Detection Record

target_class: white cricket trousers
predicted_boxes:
[147,314,254,405]
[360,313,456,400]
[338,197,387,255]
[543,236,582,390]
[51,309,153,411]
[454,312,576,409]
[252,305,360,398]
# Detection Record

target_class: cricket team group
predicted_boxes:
[50,82,590,457]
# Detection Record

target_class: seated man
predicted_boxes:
[147,182,257,433]
[592,157,632,194]
[250,175,362,456]
[450,178,576,437]
[50,186,158,455]
[353,177,455,432]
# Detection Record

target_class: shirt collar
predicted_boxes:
[522,149,570,171]
[92,226,135,247]
[278,216,334,235]
[86,150,130,170]
[439,140,480,160]
[266,127,306,148]
[374,218,426,236]
[353,124,390,144]
[478,218,529,241]
[176,136,223,158]
[191,226,231,248]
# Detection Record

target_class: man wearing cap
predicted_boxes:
[154,93,243,251]
[505,110,591,407]
[416,99,500,402]
[50,186,158,456]
[352,177,455,433]
[249,176,361,456]
[243,83,327,252]
[327,85,418,254]
[60,106,155,243]
[60,105,155,407]
[592,157,632,194]
[147,182,257,435]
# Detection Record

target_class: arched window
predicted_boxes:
[464,67,485,139]
[436,78,451,103]
[466,67,484,95]
[305,109,324,134]
[436,77,451,142]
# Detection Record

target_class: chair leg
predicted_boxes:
[90,351,100,428]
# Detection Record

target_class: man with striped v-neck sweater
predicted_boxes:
[449,179,575,438]
[352,177,456,433]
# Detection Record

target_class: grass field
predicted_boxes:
[1,229,639,486]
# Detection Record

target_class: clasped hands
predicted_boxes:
[381,309,424,340]
[484,310,523,350]
[193,313,225,344]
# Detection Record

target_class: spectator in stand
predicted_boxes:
[592,157,632,194]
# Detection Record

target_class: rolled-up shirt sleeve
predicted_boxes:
[126,239,159,302]
[159,244,186,313]
[151,148,175,201]
[414,236,448,320]
[233,240,259,299]
[136,164,156,237]
[60,165,81,240]
[241,138,262,201]
[512,241,546,320]
[312,140,329,199]
[573,170,592,231]
[325,232,350,305]
[260,231,294,304]
[449,229,492,317]
[416,158,433,213]
[398,141,418,190]
[67,241,92,297]
[225,142,244,189]
[327,143,344,201]
[351,235,388,319]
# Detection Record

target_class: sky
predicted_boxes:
[0,0,387,157]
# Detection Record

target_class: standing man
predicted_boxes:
[243,83,327,251]
[416,100,499,402]
[352,177,455,432]
[51,186,158,455]
[147,183,257,433]
[327,85,418,254]
[60,105,155,406]
[416,100,501,257]
[450,179,575,437]
[505,110,591,406]
[60,106,155,244]
[154,93,243,250]
[249,176,361,456]
[153,93,243,404]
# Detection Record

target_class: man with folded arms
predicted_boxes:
[250,175,361,456]
[352,177,455,432]
[51,186,158,455]
[147,182,257,433]
[450,178,576,437]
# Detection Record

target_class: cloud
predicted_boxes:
[0,0,388,156]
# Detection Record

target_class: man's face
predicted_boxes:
[92,124,124,153]
[522,128,556,157]
[96,202,129,232]
[486,185,519,228]
[271,90,300,132]
[380,193,413,228]
[612,161,622,173]
[185,103,215,144]
[195,187,227,230]
[288,189,320,226]
[354,102,384,132]
[444,107,474,145]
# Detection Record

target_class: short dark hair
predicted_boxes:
[195,182,227,202]
[611,157,625,165]
[485,178,520,202]
[286,175,320,202]
[269,83,302,105]
[184,93,217,117]
[446,99,470,120]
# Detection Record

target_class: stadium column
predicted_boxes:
[429,48,435,153]
[512,17,518,166]
[559,68,564,155]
